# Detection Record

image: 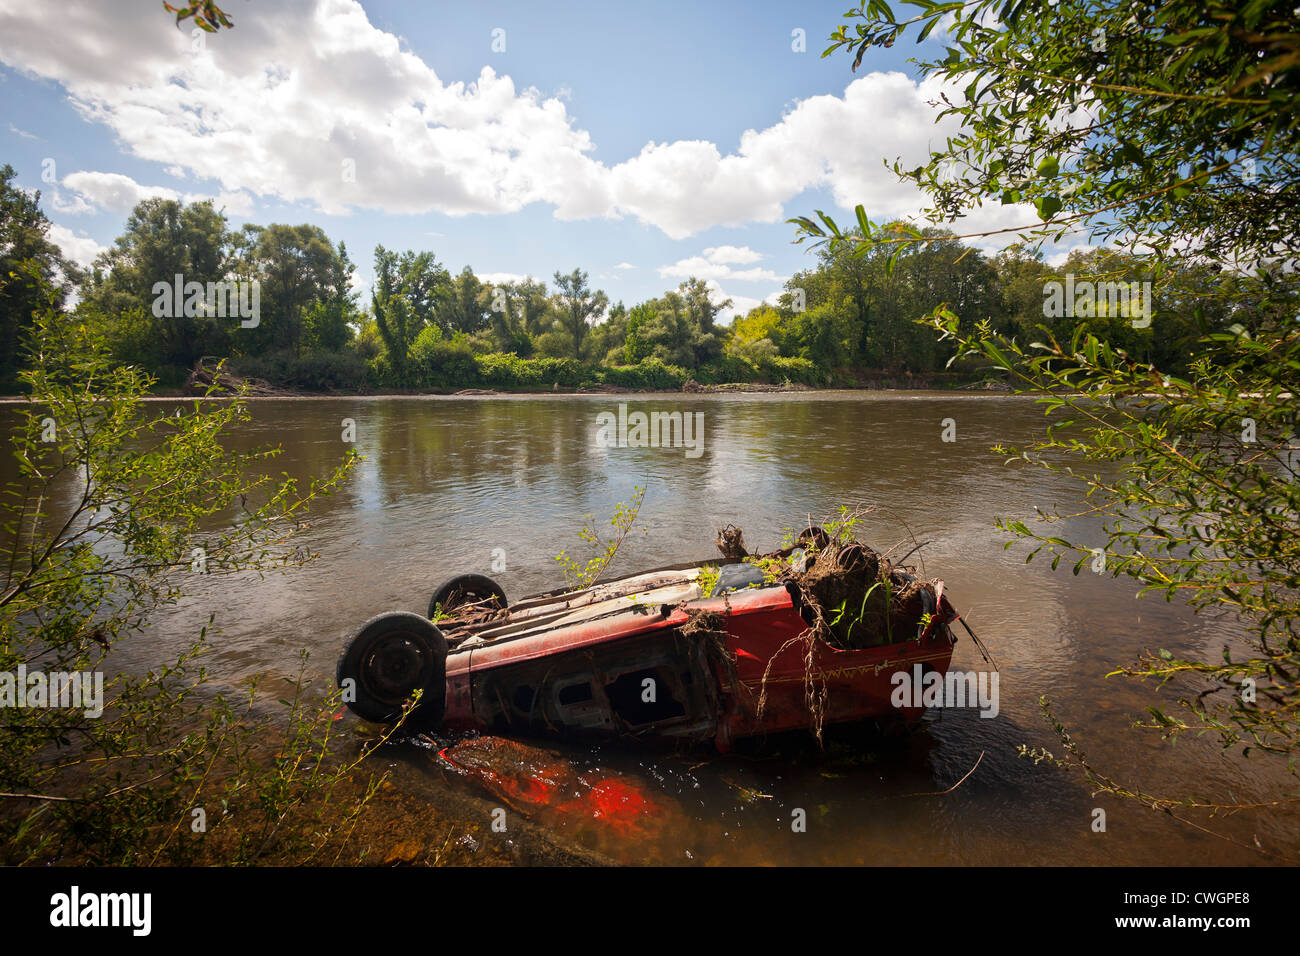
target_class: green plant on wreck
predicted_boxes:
[828,577,893,648]
[742,554,785,585]
[554,485,648,590]
[696,563,720,599]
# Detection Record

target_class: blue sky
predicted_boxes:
[0,0,1046,320]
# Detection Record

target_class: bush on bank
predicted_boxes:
[225,348,831,393]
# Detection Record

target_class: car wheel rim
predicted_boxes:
[361,633,430,705]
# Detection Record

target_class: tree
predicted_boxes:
[483,278,551,356]
[239,223,342,356]
[372,247,419,385]
[0,164,67,390]
[302,240,359,352]
[551,268,608,359]
[800,1,1298,272]
[81,197,231,374]
[676,277,728,367]
[618,302,657,365]
[802,0,1300,834]
[440,266,488,335]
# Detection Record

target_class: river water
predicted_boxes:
[6,392,1297,864]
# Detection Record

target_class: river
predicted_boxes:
[5,392,1296,865]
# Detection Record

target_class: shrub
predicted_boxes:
[476,352,538,388]
[531,357,585,388]
[761,356,825,386]
[696,354,759,385]
[230,349,370,392]
[413,335,479,390]
[601,359,688,391]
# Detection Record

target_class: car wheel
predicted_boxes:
[337,611,447,726]
[428,573,507,621]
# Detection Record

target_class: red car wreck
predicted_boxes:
[337,527,963,750]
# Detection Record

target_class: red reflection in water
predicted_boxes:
[438,735,678,849]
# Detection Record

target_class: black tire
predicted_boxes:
[428,573,507,621]
[337,611,447,726]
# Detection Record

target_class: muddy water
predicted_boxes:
[5,392,1297,865]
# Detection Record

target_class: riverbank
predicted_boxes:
[0,377,1011,402]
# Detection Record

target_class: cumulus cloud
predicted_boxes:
[0,0,1039,240]
[49,190,96,215]
[46,223,106,267]
[703,245,762,265]
[659,245,784,283]
[60,171,182,213]
[58,170,255,217]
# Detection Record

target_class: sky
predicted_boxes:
[0,0,1067,321]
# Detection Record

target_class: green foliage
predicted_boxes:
[828,579,891,648]
[229,348,369,392]
[474,352,542,388]
[742,555,785,585]
[441,266,488,336]
[554,486,647,590]
[0,273,386,864]
[764,356,824,386]
[80,197,235,372]
[601,359,689,391]
[822,505,864,546]
[410,332,478,390]
[802,0,1300,815]
[552,268,608,359]
[934,308,1300,760]
[529,356,584,388]
[802,0,1299,272]
[697,564,721,599]
[695,354,759,385]
[370,244,451,384]
[0,164,67,391]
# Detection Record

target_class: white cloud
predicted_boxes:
[0,0,610,220]
[614,261,636,270]
[58,170,255,218]
[47,223,106,267]
[1045,242,1096,268]
[659,257,782,283]
[702,279,785,323]
[49,190,96,215]
[0,0,1039,241]
[702,245,762,265]
[7,122,37,140]
[60,171,181,213]
[477,271,534,287]
[659,245,783,283]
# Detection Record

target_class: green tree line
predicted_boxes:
[3,161,1281,395]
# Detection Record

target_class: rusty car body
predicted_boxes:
[337,537,960,751]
